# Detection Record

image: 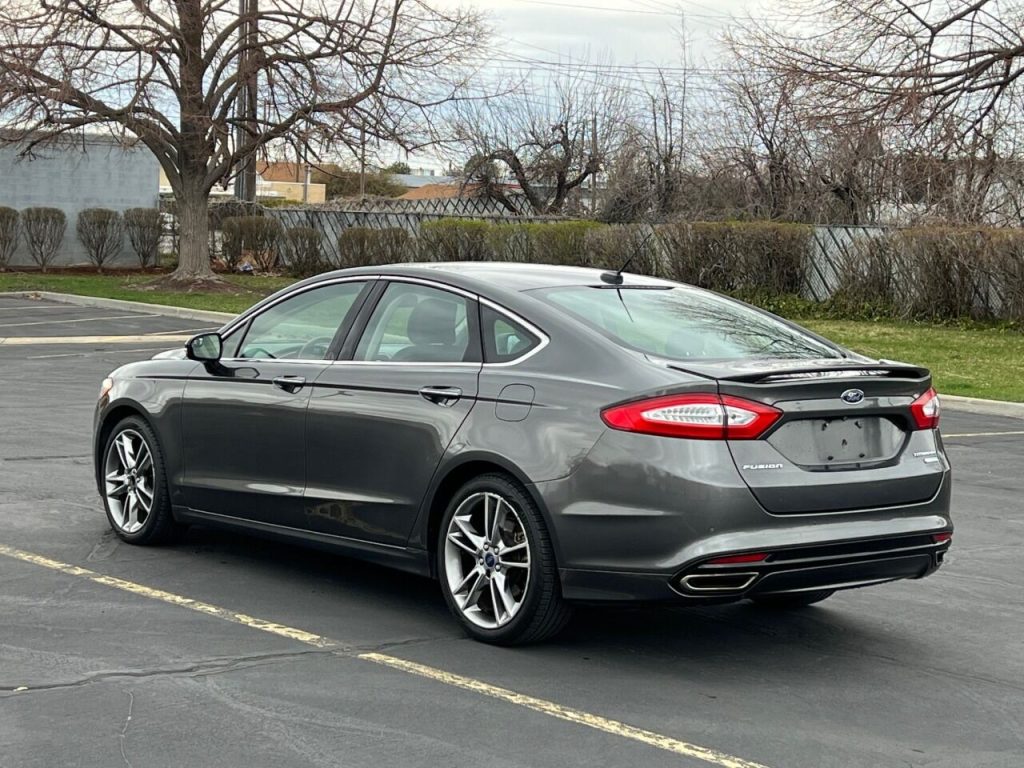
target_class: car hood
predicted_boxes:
[152,347,187,360]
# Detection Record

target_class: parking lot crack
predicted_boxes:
[355,634,461,654]
[118,690,134,768]
[1,648,333,695]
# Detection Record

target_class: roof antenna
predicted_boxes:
[600,229,654,285]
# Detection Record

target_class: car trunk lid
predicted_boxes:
[653,357,947,514]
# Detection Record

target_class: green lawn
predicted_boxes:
[804,320,1024,402]
[2,272,1021,402]
[0,272,293,315]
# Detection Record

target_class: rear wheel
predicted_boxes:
[750,590,834,609]
[438,474,571,645]
[101,416,182,545]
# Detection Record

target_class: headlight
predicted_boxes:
[99,377,114,400]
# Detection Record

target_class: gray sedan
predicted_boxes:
[93,263,952,644]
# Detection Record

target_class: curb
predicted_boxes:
[0,291,235,325]
[941,394,1024,420]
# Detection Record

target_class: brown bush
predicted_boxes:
[221,215,282,271]
[124,208,162,268]
[22,207,66,272]
[0,207,18,271]
[77,208,123,272]
[658,222,811,295]
[525,221,604,267]
[418,219,496,262]
[336,226,411,268]
[284,227,326,277]
[835,227,1024,322]
[584,225,661,275]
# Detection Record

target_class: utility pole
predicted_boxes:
[590,114,597,215]
[233,0,258,202]
[359,126,367,198]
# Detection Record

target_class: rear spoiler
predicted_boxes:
[658,358,930,384]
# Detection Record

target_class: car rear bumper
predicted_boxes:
[560,530,950,603]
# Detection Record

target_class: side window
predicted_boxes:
[354,282,474,363]
[481,306,541,363]
[236,281,366,360]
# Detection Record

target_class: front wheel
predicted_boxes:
[101,416,182,545]
[750,590,835,609]
[438,474,571,645]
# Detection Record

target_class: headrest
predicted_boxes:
[407,298,458,346]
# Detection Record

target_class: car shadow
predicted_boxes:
[176,524,920,672]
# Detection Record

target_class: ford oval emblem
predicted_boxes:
[841,388,865,404]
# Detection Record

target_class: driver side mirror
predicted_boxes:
[186,332,223,362]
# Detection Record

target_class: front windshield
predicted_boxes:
[532,285,844,361]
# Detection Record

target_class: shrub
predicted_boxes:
[208,200,261,263]
[487,222,534,262]
[221,215,282,271]
[526,220,604,267]
[0,207,18,271]
[22,207,66,272]
[828,232,901,318]
[658,221,811,295]
[833,227,1024,323]
[419,219,497,262]
[584,225,661,275]
[77,208,123,272]
[284,227,326,277]
[336,226,411,268]
[123,208,162,268]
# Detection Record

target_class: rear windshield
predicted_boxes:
[531,285,843,361]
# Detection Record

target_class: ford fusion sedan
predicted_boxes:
[93,263,952,644]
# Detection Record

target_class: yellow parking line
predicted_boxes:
[0,543,769,768]
[0,335,191,345]
[944,431,1024,438]
[359,652,770,768]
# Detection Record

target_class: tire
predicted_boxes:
[750,590,835,609]
[437,473,571,645]
[101,416,182,545]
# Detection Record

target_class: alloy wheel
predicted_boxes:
[443,491,531,629]
[104,428,155,534]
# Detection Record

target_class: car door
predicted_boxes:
[304,279,481,545]
[180,278,373,528]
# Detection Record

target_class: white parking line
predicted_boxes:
[0,314,154,329]
[944,431,1024,439]
[0,335,191,345]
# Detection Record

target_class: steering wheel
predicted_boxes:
[297,336,335,360]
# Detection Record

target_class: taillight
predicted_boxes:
[910,387,941,430]
[601,393,782,440]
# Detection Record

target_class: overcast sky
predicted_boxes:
[386,0,767,171]
[452,0,762,64]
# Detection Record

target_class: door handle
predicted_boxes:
[273,375,306,393]
[418,386,463,406]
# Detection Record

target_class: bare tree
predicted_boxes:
[452,73,628,215]
[0,0,483,284]
[735,0,1024,139]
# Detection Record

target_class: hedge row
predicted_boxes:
[833,227,1024,322]
[0,206,161,271]
[294,218,1023,323]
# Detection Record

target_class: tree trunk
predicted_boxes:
[170,186,215,282]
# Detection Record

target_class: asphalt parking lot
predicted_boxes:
[1,295,1022,768]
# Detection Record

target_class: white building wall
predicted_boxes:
[0,136,159,267]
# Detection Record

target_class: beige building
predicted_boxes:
[158,165,326,204]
